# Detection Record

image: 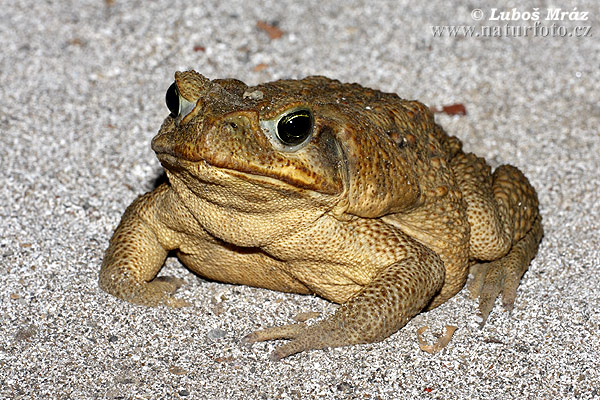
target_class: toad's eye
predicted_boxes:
[165,82,196,121]
[275,109,313,147]
[259,107,314,152]
[165,82,180,118]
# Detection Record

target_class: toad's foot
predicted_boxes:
[244,319,346,361]
[101,274,190,308]
[129,276,190,308]
[469,215,543,326]
[243,254,445,360]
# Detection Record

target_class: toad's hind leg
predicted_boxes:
[469,215,542,325]
[452,153,542,324]
[244,249,445,360]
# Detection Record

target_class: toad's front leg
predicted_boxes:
[99,184,189,308]
[244,248,445,360]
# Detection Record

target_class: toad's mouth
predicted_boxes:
[154,151,342,198]
[153,144,345,196]
[156,152,284,186]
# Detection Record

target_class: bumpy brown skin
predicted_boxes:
[100,70,542,360]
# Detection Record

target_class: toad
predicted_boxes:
[100,71,542,360]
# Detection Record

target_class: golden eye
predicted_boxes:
[275,109,313,147]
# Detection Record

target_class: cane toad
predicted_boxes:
[100,70,542,360]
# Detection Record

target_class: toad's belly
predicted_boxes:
[177,250,364,303]
[177,250,313,295]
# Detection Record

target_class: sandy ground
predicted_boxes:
[1,0,599,399]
